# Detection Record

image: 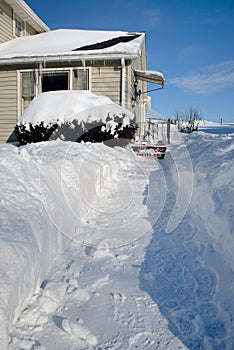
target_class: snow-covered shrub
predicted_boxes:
[15,90,136,146]
[15,121,58,144]
[15,118,137,146]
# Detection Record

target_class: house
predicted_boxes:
[0,1,165,143]
[0,0,49,44]
[0,0,49,142]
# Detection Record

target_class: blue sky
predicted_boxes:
[27,0,234,123]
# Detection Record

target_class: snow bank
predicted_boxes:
[1,125,234,349]
[200,120,220,126]
[141,127,234,349]
[17,90,134,126]
[0,141,129,349]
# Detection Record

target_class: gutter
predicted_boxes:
[0,53,138,66]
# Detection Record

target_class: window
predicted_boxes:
[14,15,25,37]
[73,69,89,90]
[19,68,90,115]
[42,72,69,92]
[21,71,35,112]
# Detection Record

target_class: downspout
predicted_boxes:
[121,58,125,107]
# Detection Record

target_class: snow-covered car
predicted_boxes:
[15,90,136,145]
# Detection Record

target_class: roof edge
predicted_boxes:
[0,53,138,66]
[4,0,50,32]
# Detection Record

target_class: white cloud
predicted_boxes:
[144,9,161,27]
[170,60,234,94]
[179,44,208,60]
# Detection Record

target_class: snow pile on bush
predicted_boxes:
[15,90,136,145]
[0,141,130,349]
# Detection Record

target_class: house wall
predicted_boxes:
[45,60,125,106]
[0,55,142,143]
[127,37,147,124]
[25,22,38,36]
[91,65,121,104]
[0,0,49,142]
[0,70,17,143]
[0,62,125,142]
[0,0,13,43]
[87,59,135,110]
[0,0,40,44]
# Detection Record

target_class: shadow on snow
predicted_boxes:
[140,154,234,350]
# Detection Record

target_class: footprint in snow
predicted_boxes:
[61,318,98,346]
[110,292,127,302]
[66,278,79,294]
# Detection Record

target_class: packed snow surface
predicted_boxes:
[0,126,233,349]
[17,90,134,127]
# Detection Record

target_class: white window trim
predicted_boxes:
[71,67,91,91]
[38,67,90,91]
[69,68,73,90]
[13,12,25,37]
[40,68,70,92]
[17,70,21,120]
[17,67,91,118]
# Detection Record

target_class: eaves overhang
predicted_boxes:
[0,53,138,67]
[4,0,50,33]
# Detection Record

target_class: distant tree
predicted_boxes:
[174,107,203,132]
[175,111,180,123]
[188,106,203,122]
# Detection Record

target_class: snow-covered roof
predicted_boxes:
[4,0,50,33]
[0,29,145,65]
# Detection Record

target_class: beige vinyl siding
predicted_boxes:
[91,66,121,104]
[0,71,17,143]
[0,0,40,44]
[0,0,13,43]
[26,22,38,36]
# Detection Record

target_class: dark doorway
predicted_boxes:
[42,72,69,92]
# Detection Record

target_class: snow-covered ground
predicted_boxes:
[198,123,234,136]
[0,125,233,349]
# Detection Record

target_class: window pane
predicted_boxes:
[73,69,88,90]
[22,97,34,111]
[15,17,24,37]
[42,72,69,92]
[22,72,34,97]
[21,71,35,113]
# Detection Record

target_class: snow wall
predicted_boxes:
[0,141,129,349]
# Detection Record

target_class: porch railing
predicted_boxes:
[135,119,170,145]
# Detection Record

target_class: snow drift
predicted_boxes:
[1,125,234,349]
[0,141,130,349]
[141,128,234,349]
